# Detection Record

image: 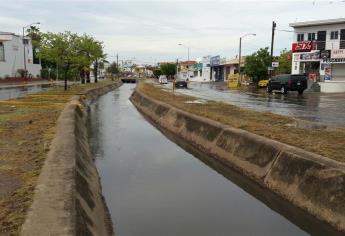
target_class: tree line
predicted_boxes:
[243,47,292,83]
[27,26,107,84]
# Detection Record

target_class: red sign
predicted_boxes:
[308,73,317,82]
[292,41,314,52]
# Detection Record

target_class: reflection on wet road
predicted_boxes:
[0,84,52,101]
[88,84,340,236]
[173,82,345,127]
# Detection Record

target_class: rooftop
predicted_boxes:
[289,18,345,28]
[179,60,197,66]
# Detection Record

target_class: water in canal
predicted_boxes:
[88,84,339,236]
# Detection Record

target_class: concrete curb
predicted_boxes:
[21,81,121,236]
[130,88,345,234]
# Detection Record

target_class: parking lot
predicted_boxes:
[165,81,345,128]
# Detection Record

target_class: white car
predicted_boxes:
[158,75,168,84]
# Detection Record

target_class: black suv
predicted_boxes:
[174,78,188,88]
[267,74,307,94]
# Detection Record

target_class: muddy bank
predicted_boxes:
[130,88,345,234]
[21,81,121,236]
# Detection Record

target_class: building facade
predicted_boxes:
[189,56,211,82]
[0,32,41,78]
[290,18,345,92]
[177,60,197,80]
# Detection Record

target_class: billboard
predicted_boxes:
[210,55,220,66]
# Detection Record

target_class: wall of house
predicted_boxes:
[293,23,345,50]
[0,34,41,78]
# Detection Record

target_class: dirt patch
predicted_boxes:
[137,82,345,162]
[0,80,119,235]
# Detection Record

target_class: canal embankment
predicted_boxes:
[21,81,120,236]
[130,82,345,234]
[0,80,120,235]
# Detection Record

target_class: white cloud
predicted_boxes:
[1,0,345,64]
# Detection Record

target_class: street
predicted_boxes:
[169,82,345,128]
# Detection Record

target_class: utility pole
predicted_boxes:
[116,53,119,80]
[238,37,242,79]
[270,21,277,78]
[22,27,26,78]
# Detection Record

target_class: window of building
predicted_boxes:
[0,42,4,61]
[330,31,339,40]
[308,33,316,41]
[297,33,304,42]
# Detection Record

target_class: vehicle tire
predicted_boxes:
[280,85,287,94]
[267,86,272,93]
[298,89,304,94]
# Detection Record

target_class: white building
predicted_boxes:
[0,32,41,78]
[189,56,211,82]
[290,18,345,93]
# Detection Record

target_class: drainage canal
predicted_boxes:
[88,84,341,236]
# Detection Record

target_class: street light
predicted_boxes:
[22,22,40,78]
[238,33,256,81]
[178,43,190,80]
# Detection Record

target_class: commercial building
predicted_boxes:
[0,32,41,78]
[290,18,345,92]
[210,55,224,81]
[177,60,197,80]
[189,56,211,82]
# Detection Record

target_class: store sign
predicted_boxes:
[292,41,315,52]
[210,55,220,66]
[331,49,345,59]
[272,62,279,67]
[322,58,345,63]
[293,51,320,62]
[320,50,331,59]
[192,63,203,71]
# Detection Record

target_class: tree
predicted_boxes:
[243,47,271,83]
[276,49,292,74]
[40,31,80,90]
[160,63,176,79]
[26,26,42,64]
[106,62,119,80]
[153,68,162,78]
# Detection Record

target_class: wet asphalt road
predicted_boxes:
[0,84,54,101]
[169,82,345,128]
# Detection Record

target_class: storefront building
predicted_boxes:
[177,60,197,80]
[210,55,224,81]
[290,18,345,92]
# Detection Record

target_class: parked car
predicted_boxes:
[174,78,188,88]
[158,75,168,84]
[258,79,269,87]
[267,74,307,94]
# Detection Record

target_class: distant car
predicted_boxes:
[258,79,269,87]
[158,75,168,84]
[267,74,307,94]
[174,78,187,88]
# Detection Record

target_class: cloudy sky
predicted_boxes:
[1,0,344,64]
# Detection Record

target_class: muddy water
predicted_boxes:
[88,84,340,236]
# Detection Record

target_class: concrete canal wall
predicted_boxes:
[131,88,345,234]
[21,82,121,236]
